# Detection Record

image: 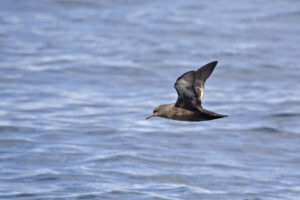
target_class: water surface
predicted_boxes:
[0,0,300,199]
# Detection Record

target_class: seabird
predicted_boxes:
[146,61,227,121]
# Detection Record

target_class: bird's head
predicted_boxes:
[146,105,166,120]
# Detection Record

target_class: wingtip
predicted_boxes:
[215,114,228,119]
[195,60,219,83]
[211,60,218,65]
[198,61,218,71]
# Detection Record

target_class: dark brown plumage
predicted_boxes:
[146,61,227,121]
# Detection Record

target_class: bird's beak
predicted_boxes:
[145,114,154,120]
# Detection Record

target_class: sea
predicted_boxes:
[0,0,300,199]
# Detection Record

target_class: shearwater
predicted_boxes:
[146,61,227,122]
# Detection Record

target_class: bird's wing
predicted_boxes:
[174,61,218,110]
[193,61,217,106]
[174,70,197,110]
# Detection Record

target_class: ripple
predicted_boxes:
[269,113,300,118]
[249,127,282,134]
[88,154,187,169]
[0,126,30,134]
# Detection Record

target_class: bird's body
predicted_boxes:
[150,103,226,121]
[146,61,227,122]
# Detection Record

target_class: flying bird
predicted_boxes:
[146,61,227,121]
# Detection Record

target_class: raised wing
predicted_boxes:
[174,71,197,110]
[193,61,217,105]
[174,61,218,110]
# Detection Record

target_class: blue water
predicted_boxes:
[1,0,300,199]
